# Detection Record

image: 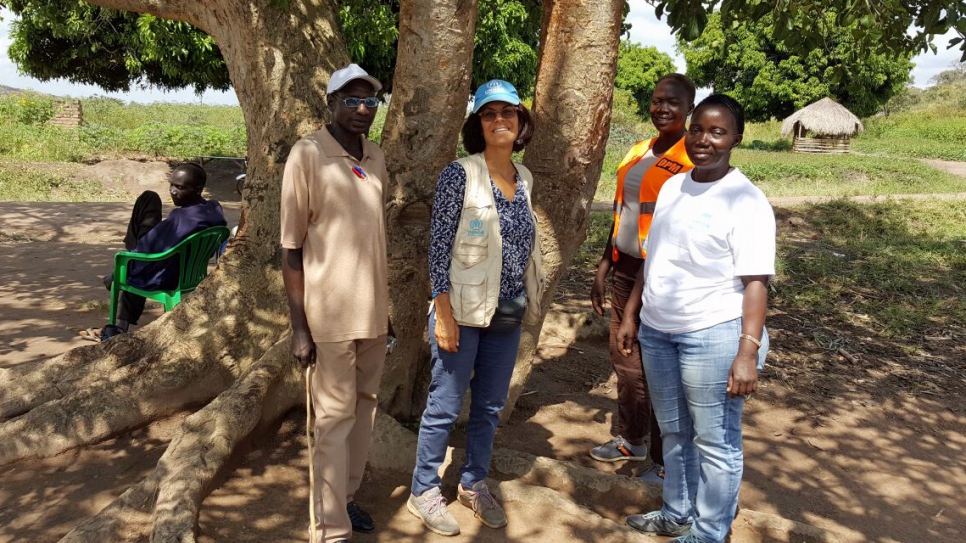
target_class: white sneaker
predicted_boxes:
[407,487,460,536]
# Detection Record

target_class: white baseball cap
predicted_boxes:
[326,64,383,95]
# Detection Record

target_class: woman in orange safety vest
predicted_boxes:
[587,74,696,480]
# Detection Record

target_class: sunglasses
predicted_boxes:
[479,106,519,122]
[340,97,381,109]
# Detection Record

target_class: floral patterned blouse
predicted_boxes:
[429,161,534,299]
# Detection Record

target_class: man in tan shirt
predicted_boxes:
[280,64,389,543]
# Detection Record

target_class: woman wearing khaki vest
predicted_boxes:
[408,80,543,537]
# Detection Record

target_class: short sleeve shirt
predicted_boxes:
[280,127,389,342]
[640,168,776,334]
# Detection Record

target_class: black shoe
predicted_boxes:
[347,501,375,533]
[100,324,125,342]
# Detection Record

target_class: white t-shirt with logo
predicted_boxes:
[640,168,776,334]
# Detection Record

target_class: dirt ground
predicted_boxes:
[1,159,964,543]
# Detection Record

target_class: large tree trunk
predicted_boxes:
[506,0,625,418]
[1,1,350,541]
[379,0,479,419]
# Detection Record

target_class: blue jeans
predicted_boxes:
[639,318,768,543]
[411,308,522,496]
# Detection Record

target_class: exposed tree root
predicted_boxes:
[0,264,290,466]
[151,341,299,543]
[0,343,132,420]
[55,341,302,543]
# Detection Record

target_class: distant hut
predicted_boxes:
[781,98,863,154]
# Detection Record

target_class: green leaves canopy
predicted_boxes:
[3,0,542,96]
[679,12,914,121]
[5,0,230,93]
[652,0,966,61]
[614,41,676,117]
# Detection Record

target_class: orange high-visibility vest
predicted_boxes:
[611,137,693,260]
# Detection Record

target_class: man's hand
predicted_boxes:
[291,327,316,368]
[435,313,460,353]
[727,352,759,396]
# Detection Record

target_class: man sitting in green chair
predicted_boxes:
[93,163,226,341]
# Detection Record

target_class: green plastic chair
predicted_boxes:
[108,226,231,325]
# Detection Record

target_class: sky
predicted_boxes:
[0,4,962,106]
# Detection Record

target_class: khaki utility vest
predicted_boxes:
[448,153,545,327]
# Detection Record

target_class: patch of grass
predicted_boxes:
[775,199,966,338]
[82,97,244,129]
[572,211,613,270]
[0,161,114,201]
[853,108,966,161]
[734,151,965,198]
[0,124,94,162]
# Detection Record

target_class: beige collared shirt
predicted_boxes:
[280,126,389,342]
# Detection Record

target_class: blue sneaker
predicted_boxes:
[589,436,648,462]
[626,510,691,536]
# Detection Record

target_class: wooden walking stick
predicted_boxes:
[306,365,319,543]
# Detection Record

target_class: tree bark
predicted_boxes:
[505,0,625,419]
[379,0,480,418]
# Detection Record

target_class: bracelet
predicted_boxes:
[739,333,762,348]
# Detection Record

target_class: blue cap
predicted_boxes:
[472,80,521,114]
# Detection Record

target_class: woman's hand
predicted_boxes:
[616,316,638,357]
[590,275,607,316]
[435,312,460,353]
[590,244,613,316]
[727,351,759,396]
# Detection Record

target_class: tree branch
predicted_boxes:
[81,0,207,31]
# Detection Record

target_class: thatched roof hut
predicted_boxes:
[781,98,863,153]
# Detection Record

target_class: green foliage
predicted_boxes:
[733,151,965,197]
[679,12,913,121]
[6,1,229,93]
[775,199,966,337]
[614,41,676,118]
[0,99,247,161]
[0,124,91,161]
[471,0,541,96]
[882,86,926,114]
[855,109,966,161]
[5,0,542,97]
[338,0,400,92]
[653,0,966,62]
[0,161,111,201]
[929,62,966,86]
[0,93,55,125]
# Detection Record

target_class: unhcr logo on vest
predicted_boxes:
[468,218,485,237]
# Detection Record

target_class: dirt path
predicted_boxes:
[921,158,966,177]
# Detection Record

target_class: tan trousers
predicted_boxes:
[310,335,386,543]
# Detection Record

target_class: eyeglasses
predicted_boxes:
[341,97,381,109]
[479,106,519,122]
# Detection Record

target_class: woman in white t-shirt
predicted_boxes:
[617,94,776,543]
